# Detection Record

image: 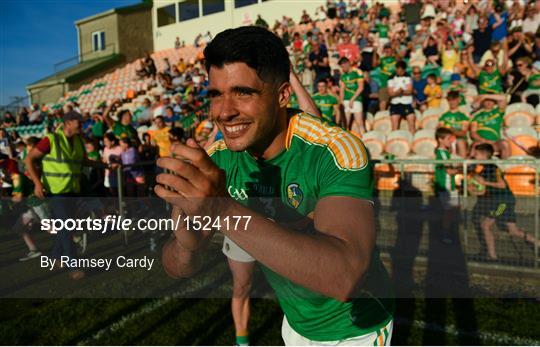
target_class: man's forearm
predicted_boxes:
[219,202,371,301]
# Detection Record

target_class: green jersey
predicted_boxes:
[439,110,469,136]
[379,56,396,87]
[478,70,503,94]
[528,73,540,90]
[208,111,394,341]
[341,69,363,100]
[472,107,504,141]
[312,93,338,124]
[112,122,137,139]
[376,24,389,38]
[434,148,455,192]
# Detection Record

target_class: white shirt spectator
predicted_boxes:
[523,12,540,34]
[388,75,413,105]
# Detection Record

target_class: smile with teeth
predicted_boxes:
[224,124,249,134]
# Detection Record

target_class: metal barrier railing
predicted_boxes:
[113,156,539,269]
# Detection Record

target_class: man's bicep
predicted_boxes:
[313,196,375,257]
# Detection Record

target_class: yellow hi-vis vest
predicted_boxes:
[41,127,84,194]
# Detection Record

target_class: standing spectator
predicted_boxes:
[148,116,172,158]
[470,143,540,260]
[507,56,532,104]
[337,32,360,64]
[309,42,331,84]
[388,61,415,133]
[102,133,123,196]
[327,0,337,19]
[255,14,269,28]
[312,80,340,124]
[472,17,493,63]
[488,3,509,43]
[119,138,145,198]
[402,0,422,38]
[102,100,138,140]
[434,127,460,244]
[175,36,181,49]
[470,58,505,95]
[339,57,365,132]
[374,44,397,110]
[25,111,91,280]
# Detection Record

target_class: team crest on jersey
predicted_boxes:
[286,183,303,209]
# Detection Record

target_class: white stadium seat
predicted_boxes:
[412,129,437,158]
[420,107,444,129]
[385,130,412,158]
[504,102,535,127]
[373,110,392,135]
[362,131,386,159]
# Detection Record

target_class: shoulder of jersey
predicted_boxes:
[206,139,228,157]
[286,112,369,171]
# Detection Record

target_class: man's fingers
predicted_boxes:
[170,140,217,175]
[156,173,197,197]
[157,157,200,183]
[154,184,189,207]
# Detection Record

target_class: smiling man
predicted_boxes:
[156,26,394,346]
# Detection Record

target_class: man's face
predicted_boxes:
[396,66,405,76]
[448,97,460,109]
[484,60,496,73]
[479,19,487,29]
[155,118,165,129]
[317,81,328,94]
[342,34,351,43]
[65,119,81,135]
[412,68,421,80]
[340,61,350,72]
[440,135,453,148]
[483,98,495,110]
[208,62,290,152]
[474,151,488,160]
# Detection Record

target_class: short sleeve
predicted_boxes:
[35,137,51,155]
[316,135,373,201]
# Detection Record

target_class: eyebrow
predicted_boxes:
[207,86,262,97]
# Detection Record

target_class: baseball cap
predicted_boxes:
[451,73,461,82]
[63,110,83,122]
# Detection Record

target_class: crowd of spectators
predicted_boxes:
[3,0,540,206]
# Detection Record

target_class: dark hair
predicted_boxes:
[338,57,350,65]
[104,133,118,145]
[476,143,494,157]
[427,73,437,80]
[435,127,454,139]
[25,136,40,147]
[447,90,460,100]
[204,26,290,85]
[396,61,407,70]
[120,138,133,147]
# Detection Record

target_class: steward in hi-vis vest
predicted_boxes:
[26,110,98,281]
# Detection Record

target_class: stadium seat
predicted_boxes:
[385,130,412,158]
[503,158,539,196]
[362,131,386,159]
[505,126,539,157]
[420,107,444,129]
[373,110,392,135]
[412,129,437,157]
[504,103,535,127]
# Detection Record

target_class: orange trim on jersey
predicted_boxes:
[206,139,227,157]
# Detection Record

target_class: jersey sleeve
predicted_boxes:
[316,135,373,201]
[34,137,50,154]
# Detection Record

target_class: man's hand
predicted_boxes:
[348,100,354,108]
[155,139,228,217]
[34,181,45,199]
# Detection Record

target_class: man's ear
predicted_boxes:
[278,82,292,109]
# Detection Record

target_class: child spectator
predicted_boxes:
[470,143,540,260]
[439,91,470,157]
[424,74,443,108]
[434,127,461,244]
